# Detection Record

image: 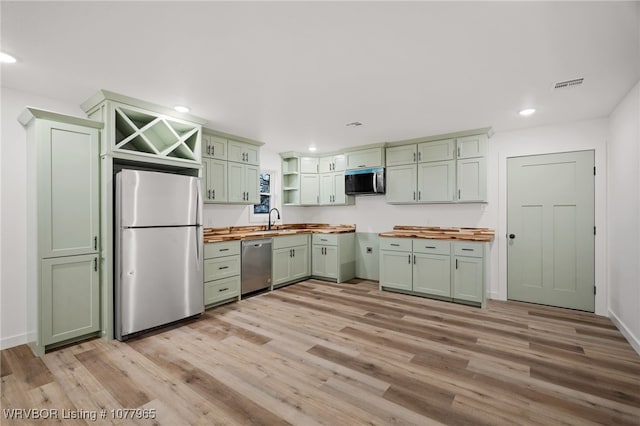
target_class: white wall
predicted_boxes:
[607,81,640,352]
[0,87,86,349]
[293,118,610,316]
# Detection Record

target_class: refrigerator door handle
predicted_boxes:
[195,178,203,226]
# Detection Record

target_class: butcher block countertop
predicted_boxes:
[379,225,495,242]
[204,224,356,243]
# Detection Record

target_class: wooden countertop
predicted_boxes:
[204,224,356,243]
[379,225,495,242]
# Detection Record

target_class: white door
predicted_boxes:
[507,151,595,311]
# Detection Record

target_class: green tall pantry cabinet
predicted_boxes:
[19,108,103,355]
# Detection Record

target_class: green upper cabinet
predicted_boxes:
[228,140,260,165]
[203,158,228,203]
[346,147,384,169]
[81,90,206,169]
[418,138,455,162]
[386,144,417,167]
[202,133,227,160]
[300,174,320,205]
[300,157,319,174]
[319,172,353,206]
[319,154,346,172]
[384,130,489,204]
[456,134,487,159]
[228,162,259,204]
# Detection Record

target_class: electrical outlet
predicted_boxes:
[366,247,373,254]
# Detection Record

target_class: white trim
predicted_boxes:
[609,309,640,355]
[249,169,281,224]
[0,331,29,350]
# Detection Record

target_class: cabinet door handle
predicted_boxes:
[457,146,461,157]
[413,255,416,264]
[94,257,98,272]
[208,189,211,199]
[418,152,422,161]
[408,254,411,264]
[292,249,295,257]
[212,189,215,199]
[413,152,416,162]
[219,287,229,292]
[418,191,421,200]
[456,259,459,269]
[94,236,97,251]
[458,189,461,199]
[212,146,215,156]
[413,191,416,201]
[207,145,211,155]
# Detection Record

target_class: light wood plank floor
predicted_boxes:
[2,279,639,425]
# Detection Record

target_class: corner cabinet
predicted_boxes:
[311,233,356,283]
[379,237,487,308]
[19,108,103,355]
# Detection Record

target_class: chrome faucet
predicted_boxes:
[268,208,281,231]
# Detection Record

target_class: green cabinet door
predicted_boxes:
[41,254,100,345]
[203,158,228,203]
[228,162,245,202]
[312,245,338,279]
[379,250,412,291]
[245,164,260,204]
[40,121,99,258]
[386,144,417,166]
[333,172,347,204]
[417,160,455,202]
[417,138,455,162]
[311,245,326,277]
[385,165,417,204]
[457,157,487,202]
[272,247,293,286]
[456,134,487,159]
[300,174,320,205]
[290,245,310,281]
[319,173,334,204]
[413,253,451,297]
[228,140,260,165]
[453,256,484,304]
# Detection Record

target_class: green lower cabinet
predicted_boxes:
[413,253,451,297]
[311,233,355,283]
[41,254,100,346]
[379,238,487,308]
[272,235,311,288]
[273,244,309,287]
[379,250,412,291]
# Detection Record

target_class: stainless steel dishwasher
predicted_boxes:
[241,238,272,296]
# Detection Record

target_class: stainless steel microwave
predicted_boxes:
[344,167,385,195]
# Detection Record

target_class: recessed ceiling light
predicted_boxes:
[519,108,536,117]
[308,146,317,152]
[174,105,190,113]
[0,52,17,63]
[346,121,363,127]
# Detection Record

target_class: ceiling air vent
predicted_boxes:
[553,78,584,90]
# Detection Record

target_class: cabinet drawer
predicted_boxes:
[312,233,338,246]
[413,239,451,255]
[205,241,240,259]
[453,242,484,258]
[273,234,309,249]
[204,255,240,281]
[380,237,412,252]
[205,276,240,306]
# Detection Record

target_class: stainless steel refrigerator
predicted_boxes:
[115,169,203,340]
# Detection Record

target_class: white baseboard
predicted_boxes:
[0,332,29,350]
[488,291,501,300]
[609,309,640,355]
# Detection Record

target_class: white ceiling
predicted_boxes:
[2,1,639,154]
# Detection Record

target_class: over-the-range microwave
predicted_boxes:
[344,167,385,195]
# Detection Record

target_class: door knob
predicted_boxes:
[508,234,516,239]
